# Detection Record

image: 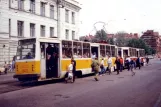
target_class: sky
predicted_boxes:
[77,0,161,36]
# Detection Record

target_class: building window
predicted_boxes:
[65,9,69,23]
[30,0,35,13]
[40,2,45,16]
[30,23,35,37]
[50,27,54,37]
[50,5,54,19]
[72,12,75,24]
[18,0,24,10]
[17,21,24,37]
[40,25,45,37]
[72,31,75,40]
[65,29,69,39]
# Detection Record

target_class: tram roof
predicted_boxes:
[18,37,119,47]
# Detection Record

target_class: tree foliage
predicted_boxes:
[115,31,128,47]
[108,38,114,45]
[94,29,107,41]
[127,38,156,55]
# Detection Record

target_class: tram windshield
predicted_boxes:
[16,38,36,60]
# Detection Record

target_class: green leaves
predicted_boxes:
[127,38,156,55]
[95,29,107,41]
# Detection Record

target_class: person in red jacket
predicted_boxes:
[120,57,123,72]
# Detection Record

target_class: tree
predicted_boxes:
[108,38,114,45]
[115,31,128,46]
[127,39,146,49]
[94,29,107,41]
[127,38,156,55]
[151,48,156,55]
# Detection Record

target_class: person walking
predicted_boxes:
[115,57,120,75]
[146,56,149,66]
[65,60,74,83]
[126,56,131,71]
[11,56,16,72]
[107,55,112,75]
[120,57,123,72]
[136,57,141,69]
[4,62,8,74]
[130,59,135,76]
[91,57,100,81]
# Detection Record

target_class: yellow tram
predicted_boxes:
[13,38,117,82]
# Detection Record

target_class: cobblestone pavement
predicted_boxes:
[0,59,161,107]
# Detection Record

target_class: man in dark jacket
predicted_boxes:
[71,57,76,82]
[115,57,120,75]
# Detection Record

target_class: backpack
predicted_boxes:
[130,60,134,65]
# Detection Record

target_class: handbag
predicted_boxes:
[68,72,73,79]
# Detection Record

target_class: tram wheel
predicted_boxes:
[76,71,82,78]
[18,78,26,82]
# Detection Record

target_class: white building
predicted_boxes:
[0,0,81,64]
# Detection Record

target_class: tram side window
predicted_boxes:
[115,48,118,57]
[111,46,115,57]
[135,49,137,56]
[17,40,36,60]
[134,49,136,56]
[62,41,72,58]
[83,43,90,58]
[73,42,82,58]
[123,50,128,57]
[106,45,110,56]
[118,48,122,57]
[100,45,105,57]
[139,50,141,56]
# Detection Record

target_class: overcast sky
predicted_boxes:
[77,0,161,36]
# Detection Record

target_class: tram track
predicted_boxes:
[0,81,32,94]
[0,78,65,94]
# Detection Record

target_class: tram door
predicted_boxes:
[91,46,99,58]
[118,48,122,57]
[46,43,59,78]
[136,51,139,57]
[40,43,59,79]
[40,43,46,79]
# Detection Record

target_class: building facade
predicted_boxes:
[0,0,81,64]
[141,30,161,53]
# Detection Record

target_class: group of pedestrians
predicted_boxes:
[65,55,150,82]
[91,55,149,81]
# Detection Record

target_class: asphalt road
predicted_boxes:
[0,72,16,84]
[0,59,161,107]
